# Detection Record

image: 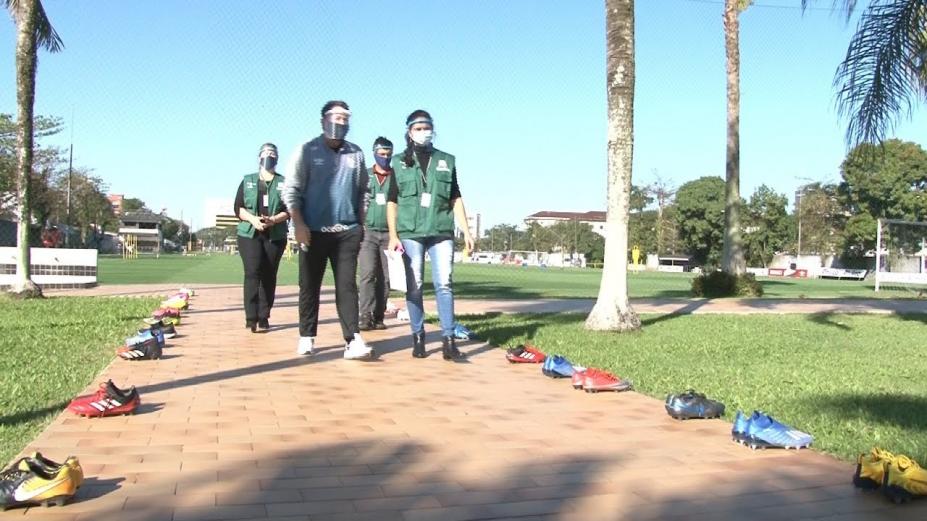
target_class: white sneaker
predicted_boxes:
[297,336,315,356]
[343,333,374,360]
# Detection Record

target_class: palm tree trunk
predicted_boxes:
[721,0,746,275]
[12,0,42,297]
[585,0,640,332]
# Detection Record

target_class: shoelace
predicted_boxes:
[895,455,920,472]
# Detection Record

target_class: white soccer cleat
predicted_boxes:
[297,336,315,356]
[344,333,374,360]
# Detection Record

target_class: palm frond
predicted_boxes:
[4,0,63,53]
[835,0,926,145]
[801,0,860,22]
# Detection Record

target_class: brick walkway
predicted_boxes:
[6,285,926,520]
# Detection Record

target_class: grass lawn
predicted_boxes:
[0,295,159,465]
[98,254,915,300]
[457,312,927,465]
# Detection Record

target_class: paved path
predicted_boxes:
[5,285,925,520]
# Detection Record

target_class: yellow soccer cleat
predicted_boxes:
[29,453,83,489]
[883,454,927,504]
[160,298,188,311]
[0,458,79,510]
[854,447,894,490]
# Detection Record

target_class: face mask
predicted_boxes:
[260,156,277,171]
[323,120,349,140]
[374,155,392,169]
[410,129,433,146]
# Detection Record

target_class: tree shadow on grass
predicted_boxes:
[806,312,853,331]
[807,393,927,431]
[0,401,69,428]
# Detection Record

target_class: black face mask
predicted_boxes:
[261,156,277,171]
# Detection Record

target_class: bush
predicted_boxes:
[691,271,763,298]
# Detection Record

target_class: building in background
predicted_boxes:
[119,211,162,254]
[524,211,606,237]
[456,213,480,242]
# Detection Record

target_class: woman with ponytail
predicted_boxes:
[386,110,475,361]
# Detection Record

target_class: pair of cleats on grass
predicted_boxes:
[504,345,632,393]
[855,447,927,504]
[732,410,813,450]
[0,453,83,510]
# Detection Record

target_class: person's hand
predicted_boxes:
[464,234,475,252]
[295,223,311,247]
[251,216,266,232]
[388,236,403,253]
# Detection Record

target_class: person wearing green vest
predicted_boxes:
[234,143,290,333]
[358,137,394,331]
[386,110,475,360]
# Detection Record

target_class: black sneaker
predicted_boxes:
[665,390,725,420]
[358,313,374,331]
[257,318,270,331]
[373,321,387,330]
[246,320,257,333]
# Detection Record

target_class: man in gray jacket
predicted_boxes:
[284,100,372,360]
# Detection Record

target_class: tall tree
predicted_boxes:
[743,184,791,267]
[676,176,727,267]
[586,0,640,332]
[5,0,63,297]
[721,0,752,276]
[803,1,926,144]
[648,173,676,255]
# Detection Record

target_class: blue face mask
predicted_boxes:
[374,154,392,169]
[323,120,349,140]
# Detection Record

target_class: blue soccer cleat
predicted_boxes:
[543,355,575,378]
[453,323,477,341]
[665,390,725,420]
[748,412,813,450]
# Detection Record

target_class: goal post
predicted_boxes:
[875,218,927,292]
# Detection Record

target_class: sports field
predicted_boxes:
[99,254,912,299]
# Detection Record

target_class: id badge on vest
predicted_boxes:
[262,194,269,209]
[420,193,432,208]
[375,193,386,206]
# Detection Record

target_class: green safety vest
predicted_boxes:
[390,149,456,239]
[365,168,391,231]
[237,172,287,240]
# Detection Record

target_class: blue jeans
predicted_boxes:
[401,237,455,337]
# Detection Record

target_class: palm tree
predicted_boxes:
[721,0,752,276]
[802,1,925,144]
[585,0,641,332]
[4,0,63,297]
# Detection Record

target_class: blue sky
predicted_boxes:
[1,0,925,233]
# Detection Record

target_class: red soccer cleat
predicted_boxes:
[505,344,547,364]
[67,380,140,417]
[572,368,590,390]
[152,307,181,320]
[583,369,633,393]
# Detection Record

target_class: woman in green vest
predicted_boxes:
[234,143,290,333]
[386,110,475,360]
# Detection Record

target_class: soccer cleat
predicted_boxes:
[665,390,725,420]
[543,355,576,378]
[67,380,140,417]
[297,336,315,356]
[160,298,188,311]
[453,323,477,341]
[117,336,162,360]
[151,307,181,321]
[178,287,195,297]
[883,454,927,504]
[344,334,375,360]
[0,458,79,510]
[854,448,894,491]
[732,410,751,444]
[740,411,813,450]
[126,327,165,349]
[583,369,632,392]
[505,344,546,364]
[27,453,83,489]
[141,322,176,340]
[571,368,588,389]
